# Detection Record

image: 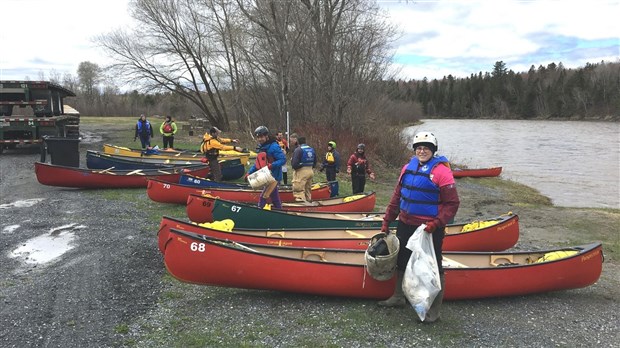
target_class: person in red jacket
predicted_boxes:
[379,131,460,323]
[346,143,375,194]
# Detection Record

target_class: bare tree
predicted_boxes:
[97,0,233,129]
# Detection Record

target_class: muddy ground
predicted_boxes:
[0,122,618,347]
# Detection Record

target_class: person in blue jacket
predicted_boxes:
[134,114,153,149]
[291,135,317,202]
[246,126,286,208]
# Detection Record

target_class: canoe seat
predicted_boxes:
[302,250,326,262]
[490,254,516,266]
[96,167,116,174]
[442,257,468,268]
[267,231,285,238]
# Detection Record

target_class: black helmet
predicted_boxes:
[254,126,269,137]
[357,143,365,150]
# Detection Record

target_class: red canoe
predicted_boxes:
[163,229,603,300]
[452,166,502,178]
[34,161,210,188]
[186,192,377,222]
[157,213,519,254]
[163,229,396,300]
[147,179,332,204]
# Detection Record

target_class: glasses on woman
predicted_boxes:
[415,146,431,152]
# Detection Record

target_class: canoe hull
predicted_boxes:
[34,162,210,188]
[191,196,518,252]
[186,192,376,222]
[103,143,250,165]
[159,213,518,254]
[164,230,603,301]
[444,244,603,300]
[163,230,396,300]
[88,150,244,180]
[452,166,502,178]
[147,179,331,204]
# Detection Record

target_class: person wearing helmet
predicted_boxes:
[346,143,376,194]
[319,141,340,197]
[379,131,460,323]
[246,126,286,208]
[200,126,243,181]
[290,134,317,202]
[275,131,290,185]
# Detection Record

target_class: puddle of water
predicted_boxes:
[80,131,103,144]
[0,198,45,209]
[2,224,20,234]
[10,223,81,264]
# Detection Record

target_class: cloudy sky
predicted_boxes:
[1,0,618,84]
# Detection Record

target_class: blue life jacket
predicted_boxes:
[399,155,449,217]
[137,120,151,136]
[300,144,316,167]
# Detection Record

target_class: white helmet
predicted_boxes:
[365,233,400,281]
[412,131,438,152]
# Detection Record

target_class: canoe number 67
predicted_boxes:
[231,205,242,213]
[190,242,206,252]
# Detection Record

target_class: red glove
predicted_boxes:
[267,163,273,170]
[381,221,390,234]
[201,157,208,163]
[424,221,437,233]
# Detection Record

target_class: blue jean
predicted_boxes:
[139,135,151,149]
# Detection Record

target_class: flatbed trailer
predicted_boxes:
[0,80,79,154]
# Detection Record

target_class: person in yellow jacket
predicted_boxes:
[200,127,244,181]
[159,116,178,149]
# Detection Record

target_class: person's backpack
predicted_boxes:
[163,123,173,133]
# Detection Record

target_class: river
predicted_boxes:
[403,119,620,209]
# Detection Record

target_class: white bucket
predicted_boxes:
[247,166,276,189]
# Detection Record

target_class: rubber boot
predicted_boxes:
[378,271,406,307]
[424,273,445,323]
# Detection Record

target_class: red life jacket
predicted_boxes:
[163,123,173,133]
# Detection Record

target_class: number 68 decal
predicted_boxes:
[190,242,206,252]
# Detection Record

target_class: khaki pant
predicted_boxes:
[292,166,314,201]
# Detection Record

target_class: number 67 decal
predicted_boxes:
[231,205,242,213]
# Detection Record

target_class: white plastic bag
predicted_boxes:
[402,224,442,321]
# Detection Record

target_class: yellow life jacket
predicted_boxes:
[460,220,500,232]
[343,194,365,203]
[325,151,335,164]
[535,250,578,263]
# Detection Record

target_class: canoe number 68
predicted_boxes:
[190,242,206,252]
[231,205,242,213]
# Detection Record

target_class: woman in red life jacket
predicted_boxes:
[159,116,177,149]
[346,143,375,194]
[379,131,460,323]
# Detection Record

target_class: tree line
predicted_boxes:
[385,60,620,120]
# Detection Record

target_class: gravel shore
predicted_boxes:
[0,123,618,347]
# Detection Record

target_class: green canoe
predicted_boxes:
[207,197,396,229]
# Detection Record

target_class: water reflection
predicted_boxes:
[10,223,86,264]
[405,119,620,208]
